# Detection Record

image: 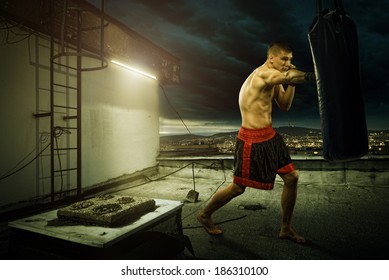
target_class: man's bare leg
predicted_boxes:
[197,183,245,235]
[278,171,306,243]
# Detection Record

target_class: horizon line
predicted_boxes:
[160,125,389,137]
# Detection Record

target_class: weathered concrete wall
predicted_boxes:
[0,32,160,207]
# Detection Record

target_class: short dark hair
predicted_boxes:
[267,41,293,57]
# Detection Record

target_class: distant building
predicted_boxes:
[371,145,389,155]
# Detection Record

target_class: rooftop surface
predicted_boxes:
[1,157,388,260]
[111,158,389,260]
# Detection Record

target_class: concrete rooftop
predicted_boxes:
[1,156,389,260]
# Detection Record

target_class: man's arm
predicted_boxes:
[275,71,316,111]
[275,84,295,111]
[262,68,315,86]
[262,67,315,111]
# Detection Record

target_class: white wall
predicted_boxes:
[0,31,160,208]
[82,61,160,187]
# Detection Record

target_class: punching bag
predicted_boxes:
[308,0,368,161]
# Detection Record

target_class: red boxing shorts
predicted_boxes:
[233,126,295,190]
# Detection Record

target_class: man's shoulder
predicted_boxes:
[255,65,278,77]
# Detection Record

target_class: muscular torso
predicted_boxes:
[239,66,279,129]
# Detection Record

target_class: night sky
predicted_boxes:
[89,0,389,135]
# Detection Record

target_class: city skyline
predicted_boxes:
[160,126,389,156]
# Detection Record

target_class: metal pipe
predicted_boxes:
[191,162,196,192]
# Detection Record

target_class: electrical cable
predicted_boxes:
[182,214,247,230]
[181,160,227,221]
[113,162,194,192]
[0,147,37,179]
[53,126,71,199]
[180,161,249,229]
[0,16,36,45]
[159,84,192,135]
[109,161,227,215]
[122,158,246,229]
[0,142,50,181]
[0,132,50,180]
[0,127,69,183]
[148,162,193,182]
[155,85,230,219]
[110,158,230,223]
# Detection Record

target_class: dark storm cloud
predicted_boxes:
[343,1,389,127]
[137,0,194,25]
[92,0,389,131]
[348,0,389,36]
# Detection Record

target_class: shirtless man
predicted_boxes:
[197,41,315,243]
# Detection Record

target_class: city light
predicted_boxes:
[111,60,157,80]
[160,129,389,156]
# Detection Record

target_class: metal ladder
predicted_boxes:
[48,0,107,202]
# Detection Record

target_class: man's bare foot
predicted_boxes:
[197,211,223,235]
[279,227,306,244]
